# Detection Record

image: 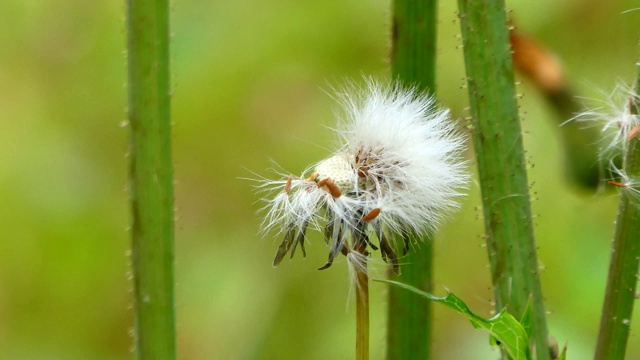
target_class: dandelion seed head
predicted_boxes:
[256,78,468,276]
[572,82,640,156]
[335,80,468,234]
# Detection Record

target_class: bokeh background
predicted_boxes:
[1,0,640,359]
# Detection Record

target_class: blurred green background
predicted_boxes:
[1,0,639,359]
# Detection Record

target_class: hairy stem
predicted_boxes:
[595,61,640,360]
[457,1,550,358]
[126,0,176,358]
[387,1,437,359]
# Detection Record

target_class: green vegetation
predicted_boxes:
[380,280,531,359]
[1,2,639,359]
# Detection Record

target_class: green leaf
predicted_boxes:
[520,298,533,339]
[556,343,568,360]
[376,279,531,360]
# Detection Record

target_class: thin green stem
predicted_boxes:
[387,1,437,359]
[457,1,550,359]
[595,62,640,360]
[126,0,176,359]
[356,261,370,360]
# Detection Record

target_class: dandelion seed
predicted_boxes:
[608,162,640,200]
[608,180,627,188]
[256,79,468,279]
[627,124,640,142]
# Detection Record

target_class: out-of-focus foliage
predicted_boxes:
[0,1,638,359]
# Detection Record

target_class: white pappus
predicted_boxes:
[571,82,640,157]
[257,79,468,275]
[569,82,640,194]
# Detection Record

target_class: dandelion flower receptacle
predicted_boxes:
[259,79,468,276]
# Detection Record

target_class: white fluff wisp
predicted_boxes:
[257,79,468,274]
[571,82,640,156]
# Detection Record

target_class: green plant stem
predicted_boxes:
[386,238,433,359]
[356,259,370,360]
[457,1,550,359]
[387,1,437,359]
[595,63,640,360]
[391,0,437,89]
[126,0,176,359]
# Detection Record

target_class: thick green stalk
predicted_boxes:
[126,0,176,359]
[391,0,437,89]
[457,1,550,359]
[387,1,437,359]
[595,64,640,360]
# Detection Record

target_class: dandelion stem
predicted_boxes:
[355,252,370,360]
[595,60,640,360]
[457,1,550,358]
[126,0,176,358]
[387,0,437,358]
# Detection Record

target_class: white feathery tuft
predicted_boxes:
[570,82,640,157]
[609,162,640,199]
[334,79,468,235]
[257,78,468,278]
